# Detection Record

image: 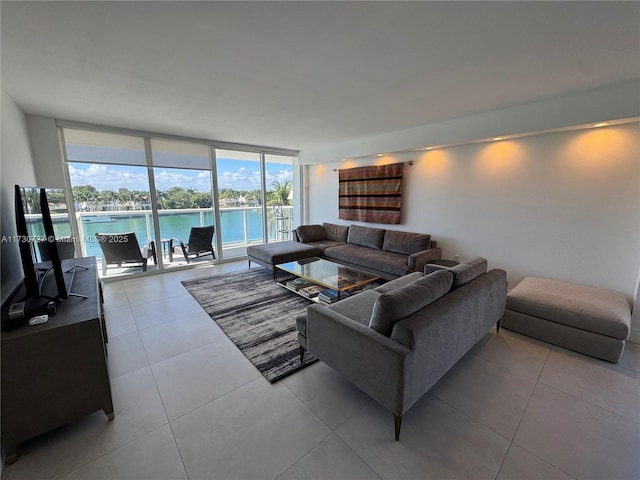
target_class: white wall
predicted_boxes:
[307,122,640,342]
[1,89,37,305]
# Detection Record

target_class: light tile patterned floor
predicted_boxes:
[3,261,639,480]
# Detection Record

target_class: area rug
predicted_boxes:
[181,268,317,383]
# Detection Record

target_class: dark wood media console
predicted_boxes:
[1,256,114,464]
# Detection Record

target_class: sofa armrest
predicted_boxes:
[423,263,450,275]
[408,247,442,273]
[306,304,410,414]
[292,229,300,242]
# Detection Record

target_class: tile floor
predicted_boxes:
[2,261,639,480]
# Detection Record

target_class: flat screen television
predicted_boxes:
[14,184,77,302]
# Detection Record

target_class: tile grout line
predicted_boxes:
[51,424,174,480]
[501,346,586,480]
[137,314,192,480]
[537,380,640,425]
[539,347,640,424]
[492,344,553,480]
[278,380,383,480]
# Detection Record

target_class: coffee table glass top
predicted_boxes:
[276,257,380,291]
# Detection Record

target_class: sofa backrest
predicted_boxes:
[347,225,385,249]
[296,224,325,243]
[368,270,453,336]
[390,268,507,349]
[448,257,488,287]
[382,230,431,255]
[322,222,349,242]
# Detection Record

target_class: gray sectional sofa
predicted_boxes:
[293,223,442,280]
[296,257,507,440]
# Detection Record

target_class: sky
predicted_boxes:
[68,157,293,193]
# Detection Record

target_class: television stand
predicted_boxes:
[36,259,88,300]
[1,256,113,464]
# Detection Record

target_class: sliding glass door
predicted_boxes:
[151,139,214,268]
[64,129,159,276]
[61,125,297,277]
[265,154,294,241]
[215,149,263,258]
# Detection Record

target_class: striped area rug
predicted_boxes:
[181,268,317,383]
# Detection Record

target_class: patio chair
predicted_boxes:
[37,236,76,262]
[172,225,216,263]
[95,232,156,276]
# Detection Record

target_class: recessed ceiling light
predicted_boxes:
[493,137,504,141]
[423,147,433,150]
[592,122,608,128]
[377,154,385,157]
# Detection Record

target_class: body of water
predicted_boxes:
[30,209,289,260]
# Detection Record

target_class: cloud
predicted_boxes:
[69,163,292,193]
[69,164,149,191]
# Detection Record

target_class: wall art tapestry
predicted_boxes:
[338,162,405,224]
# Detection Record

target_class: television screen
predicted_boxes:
[15,185,41,299]
[14,185,75,302]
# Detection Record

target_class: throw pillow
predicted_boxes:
[296,224,325,243]
[322,222,349,242]
[449,257,488,287]
[347,225,385,250]
[382,230,431,255]
[369,269,453,336]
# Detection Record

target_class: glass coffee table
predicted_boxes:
[275,257,380,303]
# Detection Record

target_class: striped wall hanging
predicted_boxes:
[338,162,405,224]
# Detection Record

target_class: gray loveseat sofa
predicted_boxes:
[296,258,507,440]
[293,223,442,280]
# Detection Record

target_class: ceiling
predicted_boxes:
[2,1,639,152]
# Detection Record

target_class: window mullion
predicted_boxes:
[210,145,222,260]
[145,137,163,270]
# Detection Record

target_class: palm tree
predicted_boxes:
[269,180,292,206]
[72,185,98,211]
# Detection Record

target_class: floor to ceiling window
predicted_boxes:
[215,149,264,258]
[63,129,159,276]
[60,125,297,278]
[265,154,294,241]
[150,139,214,269]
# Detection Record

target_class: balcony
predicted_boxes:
[72,206,293,277]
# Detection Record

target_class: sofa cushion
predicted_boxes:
[323,222,349,242]
[246,241,322,265]
[302,239,346,253]
[449,257,488,288]
[382,230,431,255]
[296,224,325,243]
[347,225,385,250]
[324,244,411,278]
[328,290,381,327]
[369,270,453,336]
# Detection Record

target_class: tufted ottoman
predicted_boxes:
[501,277,631,362]
[247,241,322,279]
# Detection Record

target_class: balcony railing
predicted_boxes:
[74,206,293,262]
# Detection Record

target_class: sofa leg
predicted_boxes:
[496,319,501,332]
[394,414,402,441]
[299,346,305,363]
